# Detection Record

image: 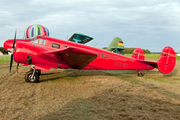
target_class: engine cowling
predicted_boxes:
[14,41,34,64]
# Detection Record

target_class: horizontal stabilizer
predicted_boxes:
[138,60,157,68]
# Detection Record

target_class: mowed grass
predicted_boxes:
[0,56,180,119]
[124,54,160,58]
[0,55,11,63]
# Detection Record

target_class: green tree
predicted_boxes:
[0,47,8,54]
[125,48,151,54]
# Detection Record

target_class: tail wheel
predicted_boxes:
[137,71,144,77]
[25,71,39,83]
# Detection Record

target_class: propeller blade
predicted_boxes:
[12,30,17,48]
[10,54,14,72]
[9,30,17,72]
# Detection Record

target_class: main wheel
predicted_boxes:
[25,71,39,83]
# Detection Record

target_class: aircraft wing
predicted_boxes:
[38,47,97,69]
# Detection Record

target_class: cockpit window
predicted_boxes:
[33,40,38,44]
[33,39,46,45]
[31,38,37,42]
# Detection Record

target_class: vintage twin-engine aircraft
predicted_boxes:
[3,31,176,83]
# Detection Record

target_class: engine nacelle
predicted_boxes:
[14,42,34,64]
[14,41,69,70]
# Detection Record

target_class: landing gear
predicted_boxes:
[25,68,40,83]
[137,71,144,77]
[30,68,41,76]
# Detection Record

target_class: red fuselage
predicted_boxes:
[4,36,155,71]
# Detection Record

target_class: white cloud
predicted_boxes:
[0,0,180,52]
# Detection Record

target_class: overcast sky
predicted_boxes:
[0,0,180,52]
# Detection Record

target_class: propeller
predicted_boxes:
[9,30,17,72]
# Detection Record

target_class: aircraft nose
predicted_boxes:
[3,39,14,50]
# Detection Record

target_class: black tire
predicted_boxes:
[36,70,41,76]
[25,71,39,83]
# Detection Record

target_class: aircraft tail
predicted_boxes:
[107,37,125,55]
[133,46,176,74]
[157,46,176,74]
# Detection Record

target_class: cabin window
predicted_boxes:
[52,43,60,49]
[43,40,46,45]
[102,54,105,57]
[38,39,43,44]
[33,39,46,46]
[64,46,68,48]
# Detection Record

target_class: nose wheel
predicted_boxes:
[25,68,40,83]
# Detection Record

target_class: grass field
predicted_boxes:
[0,55,10,63]
[124,54,160,58]
[1,54,179,63]
[0,55,180,119]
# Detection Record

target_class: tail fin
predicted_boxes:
[132,48,145,60]
[157,46,176,74]
[107,37,125,55]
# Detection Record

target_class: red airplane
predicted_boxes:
[3,31,176,83]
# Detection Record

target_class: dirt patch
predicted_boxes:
[0,60,180,120]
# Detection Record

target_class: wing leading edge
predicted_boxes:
[38,47,97,69]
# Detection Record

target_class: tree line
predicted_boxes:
[125,48,151,54]
[0,47,8,54]
[102,47,151,54]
